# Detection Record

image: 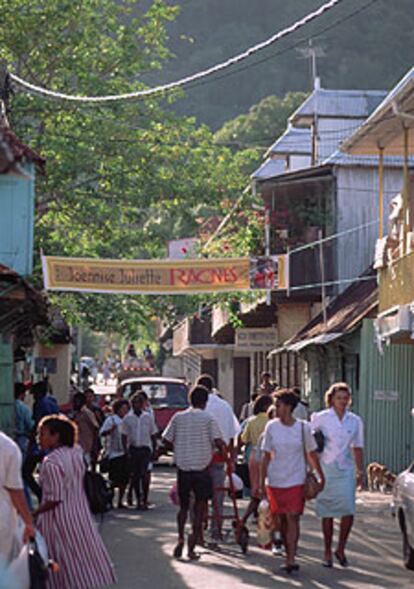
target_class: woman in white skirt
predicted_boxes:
[311,383,364,568]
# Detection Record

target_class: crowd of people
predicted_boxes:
[0,369,364,586]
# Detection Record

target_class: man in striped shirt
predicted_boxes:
[162,385,224,560]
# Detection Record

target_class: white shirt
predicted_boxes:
[163,408,223,471]
[121,411,158,450]
[100,414,125,459]
[0,433,23,561]
[293,402,309,421]
[262,419,317,488]
[311,408,364,470]
[206,392,240,445]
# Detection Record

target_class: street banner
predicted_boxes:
[42,254,288,295]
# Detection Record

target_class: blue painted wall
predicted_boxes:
[0,163,35,276]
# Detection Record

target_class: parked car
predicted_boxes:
[392,461,414,569]
[118,376,189,432]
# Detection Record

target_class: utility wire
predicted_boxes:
[9,0,346,104]
[183,0,380,92]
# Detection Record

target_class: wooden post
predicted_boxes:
[378,147,384,239]
[403,126,410,252]
[318,229,328,329]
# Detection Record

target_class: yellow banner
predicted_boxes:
[42,255,288,294]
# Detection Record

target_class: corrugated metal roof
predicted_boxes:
[290,89,387,124]
[323,149,414,168]
[251,157,286,180]
[342,67,414,156]
[276,267,378,352]
[266,125,311,157]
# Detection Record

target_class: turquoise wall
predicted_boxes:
[0,337,14,435]
[0,164,35,276]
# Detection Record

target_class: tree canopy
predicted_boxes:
[0,0,256,336]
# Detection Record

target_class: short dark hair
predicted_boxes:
[274,388,299,410]
[250,391,259,402]
[130,392,144,405]
[39,415,78,447]
[253,394,273,415]
[189,385,209,408]
[84,388,95,397]
[261,371,271,380]
[14,382,26,399]
[73,392,86,408]
[196,374,214,391]
[31,380,48,397]
[113,399,129,415]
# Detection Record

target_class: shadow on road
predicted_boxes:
[102,467,413,589]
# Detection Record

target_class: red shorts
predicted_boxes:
[266,484,305,515]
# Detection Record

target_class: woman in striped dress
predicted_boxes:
[34,415,116,589]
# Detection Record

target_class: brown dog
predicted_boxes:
[367,462,396,492]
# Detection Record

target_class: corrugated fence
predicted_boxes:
[359,319,414,474]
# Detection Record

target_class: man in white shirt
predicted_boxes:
[162,385,224,560]
[0,431,35,562]
[196,374,240,540]
[122,393,158,510]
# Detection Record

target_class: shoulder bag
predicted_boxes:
[301,422,321,501]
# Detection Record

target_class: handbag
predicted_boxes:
[28,538,48,589]
[313,429,325,453]
[301,422,321,501]
[99,454,110,474]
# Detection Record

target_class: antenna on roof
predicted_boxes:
[297,40,326,165]
[297,39,326,90]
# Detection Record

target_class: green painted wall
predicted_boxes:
[0,337,14,434]
[359,319,414,473]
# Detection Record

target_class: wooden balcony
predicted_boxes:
[379,249,414,312]
[172,315,215,356]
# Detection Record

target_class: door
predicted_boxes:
[201,358,218,388]
[0,337,14,434]
[233,357,251,418]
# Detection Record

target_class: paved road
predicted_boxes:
[101,466,413,589]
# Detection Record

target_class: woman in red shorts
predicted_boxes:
[259,389,324,574]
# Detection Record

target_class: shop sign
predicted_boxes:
[235,328,278,350]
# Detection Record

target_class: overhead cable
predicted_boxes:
[9,0,346,103]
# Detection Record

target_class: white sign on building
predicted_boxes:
[235,328,278,351]
[373,390,399,402]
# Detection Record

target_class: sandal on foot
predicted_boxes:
[173,542,184,559]
[188,551,201,561]
[334,552,349,567]
[280,564,298,574]
[322,559,333,568]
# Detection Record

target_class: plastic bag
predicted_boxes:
[256,499,273,549]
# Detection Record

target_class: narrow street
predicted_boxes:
[102,465,412,589]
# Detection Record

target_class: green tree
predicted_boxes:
[214,92,307,149]
[0,0,252,336]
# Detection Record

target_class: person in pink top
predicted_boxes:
[34,415,116,589]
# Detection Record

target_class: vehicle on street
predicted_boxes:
[118,376,189,432]
[392,461,414,569]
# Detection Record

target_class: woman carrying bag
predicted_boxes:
[259,389,324,574]
[33,415,116,589]
[311,382,364,568]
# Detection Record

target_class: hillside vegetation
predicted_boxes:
[151,0,414,128]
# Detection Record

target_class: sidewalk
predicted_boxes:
[102,466,413,589]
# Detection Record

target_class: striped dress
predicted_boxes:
[37,446,116,589]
